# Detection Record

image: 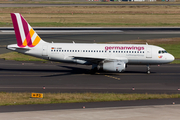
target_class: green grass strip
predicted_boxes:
[171,60,180,64]
[0,22,11,27]
[0,92,180,106]
[0,52,46,61]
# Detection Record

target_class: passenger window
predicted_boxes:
[129,51,131,53]
[109,51,111,53]
[67,50,69,52]
[75,50,77,52]
[59,50,61,52]
[72,50,74,52]
[91,50,93,52]
[99,50,101,52]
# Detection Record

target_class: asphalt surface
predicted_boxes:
[0,98,180,112]
[2,33,180,45]
[0,59,180,94]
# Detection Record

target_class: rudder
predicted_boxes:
[11,13,42,48]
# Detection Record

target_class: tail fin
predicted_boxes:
[11,13,42,48]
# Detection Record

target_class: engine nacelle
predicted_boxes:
[98,61,126,72]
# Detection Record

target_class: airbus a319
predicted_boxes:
[7,13,175,74]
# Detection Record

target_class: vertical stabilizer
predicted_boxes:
[11,13,44,48]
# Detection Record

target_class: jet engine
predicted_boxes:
[98,61,126,72]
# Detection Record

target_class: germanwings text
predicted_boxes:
[105,46,144,51]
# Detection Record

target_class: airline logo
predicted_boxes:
[158,56,163,58]
[11,13,41,48]
[105,46,144,51]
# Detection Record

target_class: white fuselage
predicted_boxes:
[8,42,175,65]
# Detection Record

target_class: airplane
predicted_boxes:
[7,13,175,74]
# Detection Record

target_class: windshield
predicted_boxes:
[158,50,167,54]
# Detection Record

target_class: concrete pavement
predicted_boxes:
[1,104,180,120]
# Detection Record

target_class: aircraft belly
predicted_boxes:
[128,59,160,65]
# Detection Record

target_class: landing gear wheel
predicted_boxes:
[147,65,150,74]
[90,64,98,74]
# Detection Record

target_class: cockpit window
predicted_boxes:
[158,50,167,54]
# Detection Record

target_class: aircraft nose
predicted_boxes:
[168,54,175,62]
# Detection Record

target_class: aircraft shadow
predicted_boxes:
[0,65,153,78]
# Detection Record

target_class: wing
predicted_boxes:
[71,55,128,64]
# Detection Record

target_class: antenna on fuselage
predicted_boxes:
[146,42,148,45]
[73,41,75,44]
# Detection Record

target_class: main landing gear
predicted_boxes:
[147,65,150,74]
[90,64,98,73]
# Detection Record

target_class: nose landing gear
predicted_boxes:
[147,65,150,74]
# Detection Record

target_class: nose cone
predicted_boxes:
[167,54,175,63]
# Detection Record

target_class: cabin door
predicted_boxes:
[42,46,48,56]
[146,47,152,58]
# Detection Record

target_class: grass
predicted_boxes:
[0,92,180,106]
[0,52,46,61]
[171,60,180,64]
[1,0,180,4]
[1,6,180,27]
